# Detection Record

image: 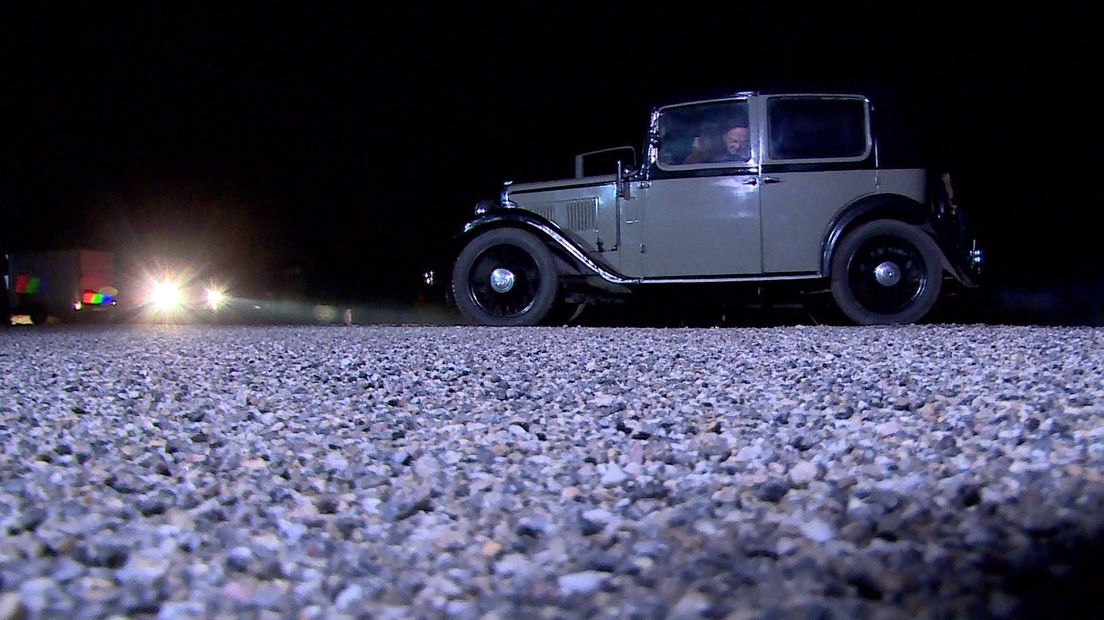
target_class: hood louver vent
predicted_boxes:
[531,205,555,221]
[528,198,597,232]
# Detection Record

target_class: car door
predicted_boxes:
[640,98,762,278]
[758,96,878,274]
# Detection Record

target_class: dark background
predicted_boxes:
[3,4,1100,323]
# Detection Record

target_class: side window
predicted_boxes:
[767,98,868,160]
[658,100,750,167]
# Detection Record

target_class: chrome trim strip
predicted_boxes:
[511,177,617,193]
[526,221,639,285]
[638,274,820,285]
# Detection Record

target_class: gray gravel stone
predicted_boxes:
[600,464,627,486]
[0,593,22,620]
[557,570,608,595]
[757,480,791,503]
[789,460,818,485]
[0,324,1102,618]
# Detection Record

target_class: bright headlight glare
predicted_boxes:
[205,287,226,309]
[151,281,182,311]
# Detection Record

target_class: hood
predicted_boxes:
[509,174,617,194]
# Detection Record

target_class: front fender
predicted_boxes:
[458,210,637,285]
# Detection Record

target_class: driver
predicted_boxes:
[721,125,751,162]
[682,122,751,164]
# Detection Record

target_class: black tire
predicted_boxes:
[452,228,559,326]
[830,220,943,325]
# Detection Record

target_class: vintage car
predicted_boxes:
[443,92,982,326]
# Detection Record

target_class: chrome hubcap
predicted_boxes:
[874,261,902,287]
[847,235,927,315]
[490,268,516,293]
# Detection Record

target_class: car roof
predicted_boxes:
[656,92,868,110]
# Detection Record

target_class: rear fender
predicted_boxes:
[822,194,980,287]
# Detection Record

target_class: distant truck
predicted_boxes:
[4,250,119,324]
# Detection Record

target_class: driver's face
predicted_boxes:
[724,127,750,154]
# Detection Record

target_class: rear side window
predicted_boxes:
[767,98,868,160]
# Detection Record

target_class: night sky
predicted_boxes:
[3,4,1099,316]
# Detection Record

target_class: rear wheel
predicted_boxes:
[452,228,559,326]
[830,220,943,325]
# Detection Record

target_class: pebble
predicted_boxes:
[734,445,763,461]
[799,519,834,543]
[789,461,818,485]
[875,421,901,436]
[333,584,364,611]
[0,593,22,620]
[670,591,712,619]
[557,570,608,595]
[481,540,503,558]
[116,553,170,586]
[757,480,790,503]
[413,455,439,478]
[17,577,59,613]
[600,464,627,486]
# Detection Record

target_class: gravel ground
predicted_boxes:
[1,325,1103,619]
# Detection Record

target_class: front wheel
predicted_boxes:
[452,228,559,326]
[830,220,943,325]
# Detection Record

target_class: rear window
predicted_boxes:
[767,98,868,160]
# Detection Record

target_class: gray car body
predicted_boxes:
[463,93,975,288]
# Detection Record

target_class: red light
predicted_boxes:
[15,276,40,294]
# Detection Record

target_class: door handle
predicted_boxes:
[742,178,758,186]
[761,176,782,184]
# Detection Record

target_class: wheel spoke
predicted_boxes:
[847,235,927,315]
[467,244,541,319]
